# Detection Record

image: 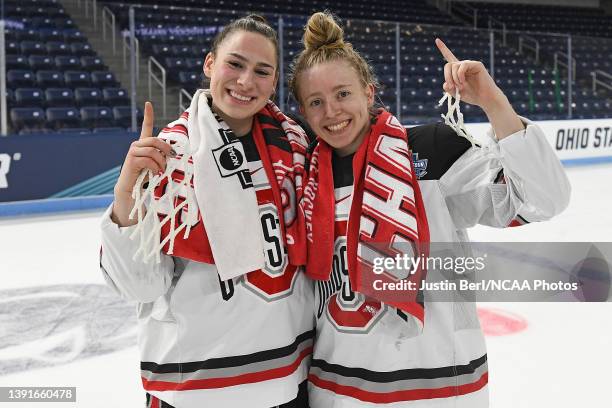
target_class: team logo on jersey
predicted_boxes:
[412,153,428,179]
[219,204,299,303]
[212,128,253,189]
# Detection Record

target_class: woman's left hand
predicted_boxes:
[435,38,507,111]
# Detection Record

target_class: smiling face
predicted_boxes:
[298,60,374,156]
[204,30,278,135]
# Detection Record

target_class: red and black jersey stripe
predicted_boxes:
[309,354,488,404]
[141,329,314,391]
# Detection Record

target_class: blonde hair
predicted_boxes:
[288,11,379,103]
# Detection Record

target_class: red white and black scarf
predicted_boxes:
[301,109,430,324]
[130,91,308,279]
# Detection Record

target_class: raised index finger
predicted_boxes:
[139,101,155,140]
[435,38,459,63]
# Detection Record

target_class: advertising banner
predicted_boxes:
[0,132,136,203]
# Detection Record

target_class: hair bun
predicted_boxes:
[303,11,345,51]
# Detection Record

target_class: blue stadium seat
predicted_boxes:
[152,44,174,57]
[21,41,46,55]
[39,29,63,41]
[164,58,188,70]
[29,17,51,27]
[91,71,117,87]
[28,55,55,70]
[55,56,81,70]
[185,58,204,69]
[102,88,129,105]
[70,42,95,56]
[46,107,81,129]
[75,88,102,106]
[63,29,84,42]
[8,70,36,87]
[80,106,114,127]
[6,55,29,70]
[47,41,72,55]
[14,88,45,107]
[6,41,20,54]
[80,56,105,70]
[10,107,46,131]
[16,29,41,41]
[178,71,200,87]
[64,71,92,87]
[113,106,143,128]
[45,88,75,107]
[33,16,73,29]
[172,45,193,57]
[36,70,64,87]
[192,45,208,56]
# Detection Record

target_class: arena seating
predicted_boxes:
[459,1,612,38]
[3,0,132,133]
[97,1,611,124]
[529,35,612,81]
[101,0,458,26]
[2,0,611,133]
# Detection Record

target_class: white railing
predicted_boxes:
[518,35,539,63]
[102,7,117,54]
[488,16,506,46]
[148,57,167,117]
[591,70,612,92]
[84,0,98,27]
[554,51,576,81]
[179,88,193,112]
[123,35,140,81]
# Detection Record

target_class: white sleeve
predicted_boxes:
[439,117,571,229]
[100,204,175,303]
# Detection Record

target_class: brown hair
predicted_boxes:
[210,14,279,65]
[288,11,379,104]
[202,14,279,88]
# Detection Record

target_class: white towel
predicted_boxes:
[187,90,265,280]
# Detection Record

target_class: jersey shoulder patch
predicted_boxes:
[407,123,472,180]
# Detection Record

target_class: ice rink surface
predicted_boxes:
[0,163,610,407]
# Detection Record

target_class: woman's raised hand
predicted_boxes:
[435,38,524,139]
[114,102,174,196]
[435,38,506,110]
[111,102,174,226]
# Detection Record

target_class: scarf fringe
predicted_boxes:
[129,139,198,264]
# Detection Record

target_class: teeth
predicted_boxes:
[230,90,252,102]
[326,120,349,132]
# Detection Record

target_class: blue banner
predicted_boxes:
[0,131,137,203]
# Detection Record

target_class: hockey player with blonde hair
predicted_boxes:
[290,11,571,407]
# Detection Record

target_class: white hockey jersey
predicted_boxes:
[309,119,571,407]
[100,131,315,408]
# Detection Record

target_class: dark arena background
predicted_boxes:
[0,0,611,406]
